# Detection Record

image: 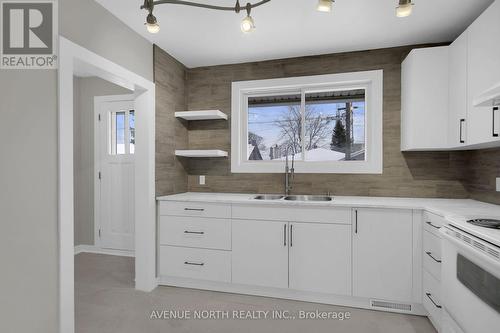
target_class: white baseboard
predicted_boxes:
[74,244,135,257]
[158,276,427,316]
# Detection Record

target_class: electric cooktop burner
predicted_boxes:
[467,219,500,229]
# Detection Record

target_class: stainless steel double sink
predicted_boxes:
[253,194,333,202]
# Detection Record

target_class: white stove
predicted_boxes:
[446,214,500,248]
[440,215,500,333]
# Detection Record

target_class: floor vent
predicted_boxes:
[371,300,412,312]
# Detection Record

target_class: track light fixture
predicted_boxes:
[140,1,417,34]
[146,13,160,33]
[316,0,334,13]
[241,3,255,33]
[396,0,414,18]
[141,0,271,34]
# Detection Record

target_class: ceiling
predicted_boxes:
[95,0,493,68]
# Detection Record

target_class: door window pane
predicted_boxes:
[110,111,126,155]
[247,93,302,161]
[129,110,135,154]
[305,90,365,161]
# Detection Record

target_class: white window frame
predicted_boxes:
[231,70,383,174]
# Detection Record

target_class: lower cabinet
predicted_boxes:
[232,219,352,295]
[159,201,422,314]
[159,245,231,282]
[289,222,351,295]
[353,208,414,302]
[232,219,289,289]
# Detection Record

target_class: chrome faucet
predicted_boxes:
[285,146,295,196]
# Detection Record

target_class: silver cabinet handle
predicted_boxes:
[426,251,442,263]
[283,224,287,247]
[355,210,358,234]
[425,221,440,229]
[184,230,204,235]
[184,208,204,211]
[290,224,293,247]
[184,261,204,266]
[426,293,442,309]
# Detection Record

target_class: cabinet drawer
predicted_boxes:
[159,201,231,219]
[159,216,231,250]
[423,271,442,331]
[159,246,231,282]
[232,205,351,224]
[423,211,445,237]
[423,230,442,281]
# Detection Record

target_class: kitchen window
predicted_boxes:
[231,70,383,173]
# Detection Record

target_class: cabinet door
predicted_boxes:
[289,222,351,295]
[353,208,413,302]
[467,0,500,146]
[232,220,288,289]
[401,47,449,150]
[448,31,468,147]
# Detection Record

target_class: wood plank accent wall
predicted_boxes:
[453,148,500,205]
[154,45,189,195]
[154,44,500,203]
[183,46,470,198]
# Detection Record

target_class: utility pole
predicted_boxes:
[339,102,355,160]
[345,102,352,160]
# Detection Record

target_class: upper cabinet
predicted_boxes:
[401,0,500,151]
[467,0,500,147]
[401,47,449,151]
[448,32,468,148]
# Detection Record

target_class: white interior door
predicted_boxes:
[98,99,135,251]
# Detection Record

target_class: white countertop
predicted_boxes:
[157,192,500,219]
[157,192,500,246]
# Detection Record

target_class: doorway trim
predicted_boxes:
[93,94,135,252]
[58,37,156,333]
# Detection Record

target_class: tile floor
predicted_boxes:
[75,253,436,333]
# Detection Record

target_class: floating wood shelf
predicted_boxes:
[175,110,228,121]
[175,150,228,158]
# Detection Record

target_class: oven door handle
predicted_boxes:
[441,228,500,270]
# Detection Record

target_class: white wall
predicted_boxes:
[61,0,153,81]
[73,76,132,246]
[0,1,153,332]
[0,71,58,333]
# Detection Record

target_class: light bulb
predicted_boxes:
[241,15,255,33]
[396,1,413,17]
[146,22,160,33]
[317,0,333,12]
[145,13,160,33]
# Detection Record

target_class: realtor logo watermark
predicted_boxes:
[0,0,57,69]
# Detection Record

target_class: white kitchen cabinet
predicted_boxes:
[159,216,231,250]
[353,208,414,302]
[232,204,351,224]
[289,222,351,295]
[159,245,231,282]
[232,219,288,289]
[467,0,500,146]
[401,46,450,151]
[423,270,442,331]
[448,31,468,148]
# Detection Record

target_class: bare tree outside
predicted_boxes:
[275,105,302,155]
[275,105,335,154]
